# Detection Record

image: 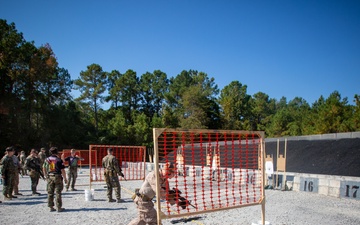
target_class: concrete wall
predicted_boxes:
[273,172,360,200]
[266,131,360,142]
[265,131,360,200]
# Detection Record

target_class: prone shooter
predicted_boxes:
[167,187,196,209]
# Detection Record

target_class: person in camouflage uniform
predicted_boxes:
[38,148,47,167]
[12,151,22,196]
[25,149,42,195]
[43,147,67,212]
[63,149,84,191]
[128,162,177,225]
[102,148,124,203]
[19,151,27,176]
[1,147,17,200]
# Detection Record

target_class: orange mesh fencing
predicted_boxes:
[89,145,146,185]
[153,128,266,222]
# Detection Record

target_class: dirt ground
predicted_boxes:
[1,138,360,224]
[1,169,360,225]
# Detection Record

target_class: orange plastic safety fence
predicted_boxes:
[89,145,146,182]
[154,129,265,218]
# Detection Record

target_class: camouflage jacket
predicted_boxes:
[102,155,122,176]
[38,152,46,165]
[1,155,17,175]
[25,156,41,171]
[19,154,27,165]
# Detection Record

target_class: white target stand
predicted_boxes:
[265,155,274,188]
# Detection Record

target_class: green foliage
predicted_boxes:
[353,94,360,131]
[151,113,164,129]
[164,70,220,129]
[310,91,351,134]
[0,20,73,150]
[132,112,150,146]
[106,70,122,108]
[74,63,107,133]
[1,20,360,151]
[219,81,251,130]
[249,92,276,132]
[108,109,128,143]
[117,69,140,124]
[139,70,169,118]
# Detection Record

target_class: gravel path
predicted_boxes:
[1,170,360,225]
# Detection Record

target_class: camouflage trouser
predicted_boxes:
[128,196,158,225]
[2,172,14,197]
[20,164,27,175]
[66,167,78,189]
[13,171,20,194]
[104,171,121,200]
[29,170,40,193]
[47,175,64,208]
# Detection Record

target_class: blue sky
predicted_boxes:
[1,0,359,107]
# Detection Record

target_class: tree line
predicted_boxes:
[1,19,359,153]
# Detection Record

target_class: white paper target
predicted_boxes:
[265,161,274,175]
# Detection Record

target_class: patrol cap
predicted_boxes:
[6,146,14,152]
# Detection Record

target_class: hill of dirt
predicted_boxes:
[265,138,360,177]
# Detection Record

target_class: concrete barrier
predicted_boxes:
[147,159,360,201]
[279,172,360,200]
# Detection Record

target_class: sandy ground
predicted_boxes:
[1,169,360,225]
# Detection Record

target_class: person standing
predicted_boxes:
[63,149,84,191]
[25,149,42,196]
[128,162,177,225]
[43,147,67,212]
[102,148,124,203]
[1,147,17,200]
[19,151,27,176]
[38,148,47,167]
[12,150,22,196]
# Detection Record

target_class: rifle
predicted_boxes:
[34,164,46,180]
[119,171,127,181]
[168,187,196,209]
[26,158,45,180]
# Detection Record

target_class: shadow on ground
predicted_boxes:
[65,207,127,212]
